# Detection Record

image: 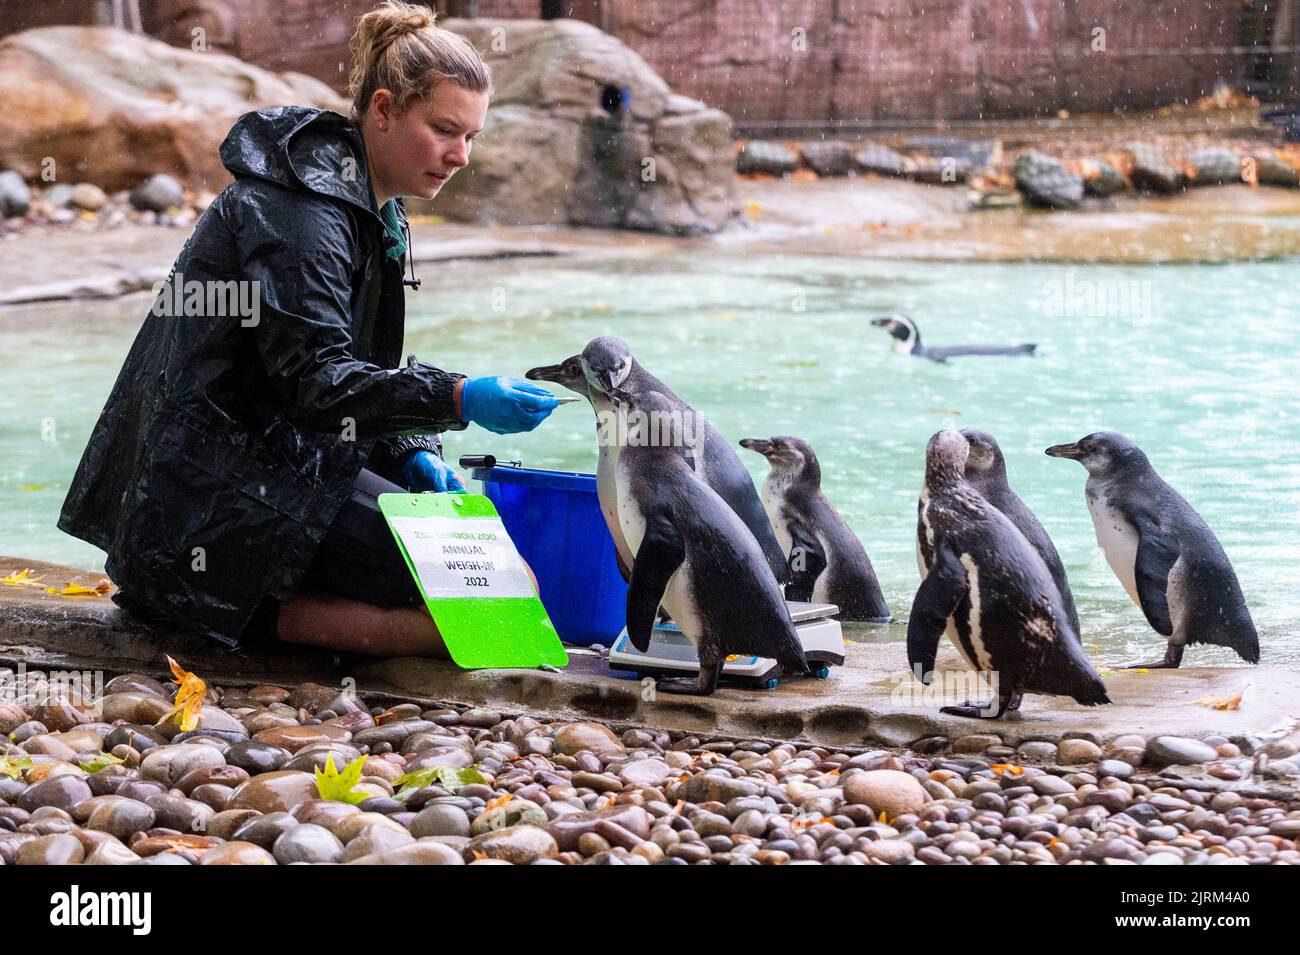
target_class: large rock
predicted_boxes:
[1124,142,1182,193]
[1187,147,1241,186]
[737,140,798,176]
[1014,152,1084,209]
[0,26,345,192]
[854,143,912,178]
[1250,150,1300,188]
[1145,736,1218,767]
[799,140,853,177]
[841,770,929,818]
[1079,157,1128,197]
[422,18,735,235]
[0,170,31,217]
[551,722,626,757]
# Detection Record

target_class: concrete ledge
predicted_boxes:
[3,556,1296,750]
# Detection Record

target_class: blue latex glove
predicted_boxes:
[461,376,558,434]
[402,450,466,493]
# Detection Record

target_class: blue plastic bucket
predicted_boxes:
[471,465,627,646]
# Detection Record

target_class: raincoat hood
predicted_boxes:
[220,106,381,222]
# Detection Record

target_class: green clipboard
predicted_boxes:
[378,493,568,670]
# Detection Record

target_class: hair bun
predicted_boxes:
[361,2,437,52]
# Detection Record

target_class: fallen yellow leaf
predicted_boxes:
[990,763,1025,777]
[1191,691,1243,711]
[160,655,206,732]
[2,568,45,587]
[43,579,112,597]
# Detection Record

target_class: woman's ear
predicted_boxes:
[370,88,394,132]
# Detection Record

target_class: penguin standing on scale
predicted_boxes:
[740,435,891,622]
[595,386,809,696]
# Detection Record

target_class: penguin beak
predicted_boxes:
[1045,442,1084,460]
[739,438,773,456]
[525,359,575,385]
[870,317,889,328]
[525,363,562,382]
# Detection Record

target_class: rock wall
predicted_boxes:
[0,26,346,192]
[1,1,1273,120]
[601,0,1246,124]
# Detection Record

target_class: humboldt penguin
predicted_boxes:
[871,314,1036,362]
[960,428,1081,637]
[739,435,891,622]
[912,430,1110,718]
[1046,432,1259,668]
[526,338,788,582]
[611,389,809,695]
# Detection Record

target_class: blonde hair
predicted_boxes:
[348,1,492,122]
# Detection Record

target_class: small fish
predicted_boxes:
[553,396,582,405]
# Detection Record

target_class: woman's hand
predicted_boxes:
[402,450,466,493]
[460,376,558,434]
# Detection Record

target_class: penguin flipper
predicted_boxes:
[1132,516,1179,637]
[784,519,827,603]
[627,521,685,654]
[907,544,968,681]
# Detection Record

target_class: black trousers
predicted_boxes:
[297,467,425,608]
[244,467,424,643]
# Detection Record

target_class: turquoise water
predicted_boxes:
[3,252,1297,667]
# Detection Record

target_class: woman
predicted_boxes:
[58,2,555,657]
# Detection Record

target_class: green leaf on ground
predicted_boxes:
[314,753,371,805]
[392,765,486,801]
[78,751,126,773]
[0,756,35,779]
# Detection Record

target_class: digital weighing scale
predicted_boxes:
[607,601,845,689]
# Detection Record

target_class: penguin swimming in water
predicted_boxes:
[739,435,891,622]
[913,430,1110,718]
[609,389,810,695]
[526,338,788,583]
[871,314,1036,362]
[1046,432,1259,669]
[960,428,1081,638]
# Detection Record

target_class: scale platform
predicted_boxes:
[607,601,845,689]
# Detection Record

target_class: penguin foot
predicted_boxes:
[653,677,716,696]
[940,702,1001,719]
[1124,644,1184,669]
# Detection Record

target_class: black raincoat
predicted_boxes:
[58,106,467,649]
